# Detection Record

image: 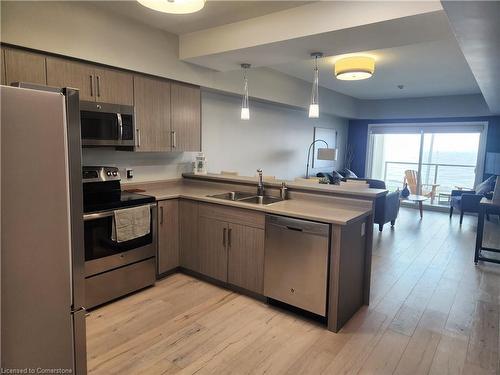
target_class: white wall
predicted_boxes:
[201,91,347,180]
[82,90,348,183]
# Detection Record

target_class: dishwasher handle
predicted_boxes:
[266,214,329,237]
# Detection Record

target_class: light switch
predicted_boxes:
[361,222,366,236]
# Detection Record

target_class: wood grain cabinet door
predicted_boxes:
[94,67,133,106]
[157,200,179,275]
[179,200,199,272]
[4,48,46,86]
[46,58,95,101]
[198,217,228,282]
[171,82,201,152]
[227,223,265,294]
[1,47,5,85]
[134,75,171,152]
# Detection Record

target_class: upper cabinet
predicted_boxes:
[47,58,95,101]
[46,57,133,105]
[3,46,201,153]
[93,67,133,106]
[134,75,171,152]
[171,82,201,152]
[4,48,46,86]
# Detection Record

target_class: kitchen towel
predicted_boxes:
[112,205,151,243]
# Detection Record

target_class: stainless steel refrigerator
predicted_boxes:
[1,84,87,374]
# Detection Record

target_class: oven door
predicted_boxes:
[80,101,135,147]
[83,204,157,277]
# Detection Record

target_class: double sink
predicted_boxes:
[208,191,283,205]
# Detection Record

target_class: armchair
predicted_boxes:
[450,175,497,224]
[345,178,400,231]
[449,190,482,224]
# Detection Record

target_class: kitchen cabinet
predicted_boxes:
[179,200,200,272]
[93,66,133,105]
[171,82,201,152]
[157,200,179,275]
[197,203,265,289]
[198,217,228,281]
[227,223,265,294]
[134,75,171,152]
[46,58,95,101]
[4,48,46,86]
[1,47,5,85]
[46,57,133,105]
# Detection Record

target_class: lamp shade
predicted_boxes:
[137,0,205,14]
[335,56,375,80]
[317,148,337,161]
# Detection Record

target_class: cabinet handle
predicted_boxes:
[136,129,141,147]
[89,75,94,97]
[223,227,227,247]
[160,206,164,225]
[228,228,232,247]
[96,75,101,97]
[172,131,177,149]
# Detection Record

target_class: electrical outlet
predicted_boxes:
[126,169,134,179]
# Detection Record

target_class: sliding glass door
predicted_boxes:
[367,123,487,207]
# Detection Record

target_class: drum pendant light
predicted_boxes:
[137,0,206,14]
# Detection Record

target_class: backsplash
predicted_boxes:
[81,148,196,183]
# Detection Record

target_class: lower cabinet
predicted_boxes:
[198,217,228,281]
[157,199,179,275]
[196,203,265,292]
[227,223,265,294]
[179,199,200,272]
[162,200,265,294]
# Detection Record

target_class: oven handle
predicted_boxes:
[83,203,157,221]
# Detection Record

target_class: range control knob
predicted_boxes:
[112,171,118,177]
[106,171,112,177]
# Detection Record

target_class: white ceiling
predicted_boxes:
[270,38,481,100]
[90,1,310,35]
[90,0,486,103]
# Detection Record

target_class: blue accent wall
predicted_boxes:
[347,116,500,179]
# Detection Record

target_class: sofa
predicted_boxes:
[317,173,400,231]
[450,175,498,224]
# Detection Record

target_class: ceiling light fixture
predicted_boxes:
[308,52,323,119]
[335,56,375,81]
[137,0,206,14]
[240,63,251,121]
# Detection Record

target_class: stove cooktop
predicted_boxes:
[83,191,155,214]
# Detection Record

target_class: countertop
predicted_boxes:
[182,173,387,199]
[130,180,372,226]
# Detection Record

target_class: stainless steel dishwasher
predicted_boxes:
[264,214,330,316]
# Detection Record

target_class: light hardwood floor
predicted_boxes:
[86,208,500,375]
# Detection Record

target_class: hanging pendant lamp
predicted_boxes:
[308,52,323,118]
[241,63,251,120]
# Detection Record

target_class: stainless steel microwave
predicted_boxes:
[80,101,135,147]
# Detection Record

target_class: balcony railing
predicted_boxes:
[382,161,476,195]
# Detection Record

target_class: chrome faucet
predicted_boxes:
[257,169,264,196]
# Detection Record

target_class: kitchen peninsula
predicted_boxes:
[126,173,387,332]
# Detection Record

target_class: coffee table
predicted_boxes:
[401,194,429,218]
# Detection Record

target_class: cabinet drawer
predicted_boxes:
[198,203,264,229]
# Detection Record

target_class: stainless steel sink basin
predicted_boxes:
[238,196,283,205]
[209,191,256,201]
[208,191,283,205]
